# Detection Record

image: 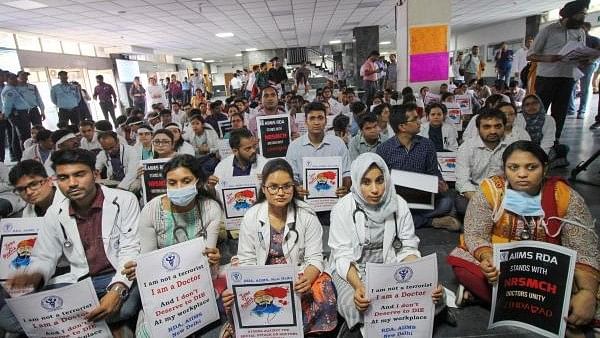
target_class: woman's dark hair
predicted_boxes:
[402,93,417,104]
[256,159,300,204]
[502,140,548,168]
[425,102,447,116]
[372,103,391,116]
[164,123,184,149]
[484,94,506,109]
[162,154,222,209]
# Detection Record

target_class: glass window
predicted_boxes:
[61,40,80,55]
[0,32,16,49]
[80,43,96,57]
[41,38,62,53]
[16,34,41,51]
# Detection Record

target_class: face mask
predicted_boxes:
[167,181,198,206]
[503,188,544,217]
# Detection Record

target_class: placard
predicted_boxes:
[437,152,457,182]
[141,158,169,204]
[303,156,341,212]
[444,102,462,131]
[227,265,303,337]
[6,278,111,338]
[391,170,438,210]
[423,92,441,106]
[455,94,472,115]
[256,114,291,158]
[218,176,259,230]
[365,254,438,338]
[218,120,233,139]
[1,218,42,297]
[218,139,233,159]
[489,241,576,338]
[294,114,308,135]
[136,237,219,338]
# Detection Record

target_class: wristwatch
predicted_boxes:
[108,283,129,301]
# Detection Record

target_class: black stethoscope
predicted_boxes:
[59,196,127,248]
[170,200,206,242]
[352,201,402,250]
[258,204,299,249]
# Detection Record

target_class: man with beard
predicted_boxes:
[247,86,299,138]
[528,0,588,139]
[455,109,509,213]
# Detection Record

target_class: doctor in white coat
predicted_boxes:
[1,149,141,337]
[96,131,139,191]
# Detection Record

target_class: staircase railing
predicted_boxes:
[286,47,338,76]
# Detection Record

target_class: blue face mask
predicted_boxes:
[503,188,544,217]
[167,181,198,207]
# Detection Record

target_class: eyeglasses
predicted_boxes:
[152,139,172,145]
[264,183,295,195]
[13,179,46,195]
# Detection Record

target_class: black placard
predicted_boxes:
[257,114,291,158]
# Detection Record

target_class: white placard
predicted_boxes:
[218,139,233,159]
[391,169,438,210]
[365,254,438,338]
[455,94,472,115]
[437,152,457,182]
[136,237,219,338]
[303,156,341,212]
[6,278,111,338]
[227,265,303,338]
[424,92,441,106]
[218,176,259,230]
[1,217,42,297]
[444,102,462,131]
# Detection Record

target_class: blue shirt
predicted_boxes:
[16,84,44,111]
[181,81,190,91]
[1,85,32,117]
[232,157,252,176]
[51,83,81,109]
[285,133,351,184]
[376,135,442,180]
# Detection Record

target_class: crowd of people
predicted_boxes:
[0,0,598,337]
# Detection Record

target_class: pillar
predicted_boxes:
[353,26,379,82]
[396,0,451,90]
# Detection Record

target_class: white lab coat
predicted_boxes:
[176,141,195,156]
[21,187,65,218]
[419,122,459,152]
[95,143,139,190]
[237,201,324,272]
[328,194,421,282]
[80,133,102,151]
[27,185,140,288]
[213,154,268,183]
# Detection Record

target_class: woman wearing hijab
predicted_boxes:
[328,152,445,335]
[521,94,556,155]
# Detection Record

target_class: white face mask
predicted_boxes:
[166,181,198,206]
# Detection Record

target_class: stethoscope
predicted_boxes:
[352,201,403,250]
[59,196,127,248]
[258,204,299,251]
[170,200,206,242]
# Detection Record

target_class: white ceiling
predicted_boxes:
[0,0,568,62]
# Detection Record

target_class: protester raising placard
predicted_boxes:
[141,158,169,204]
[256,114,291,158]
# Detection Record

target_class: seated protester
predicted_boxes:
[146,111,161,129]
[187,114,219,157]
[441,92,455,104]
[383,88,399,105]
[222,159,337,335]
[349,113,384,162]
[22,129,53,164]
[322,86,343,115]
[419,103,459,152]
[286,102,351,225]
[463,96,524,141]
[205,101,229,137]
[0,149,141,337]
[9,160,64,217]
[455,108,509,212]
[329,113,351,145]
[149,129,178,160]
[0,163,25,217]
[23,124,44,150]
[96,131,138,191]
[153,108,172,130]
[454,83,481,114]
[339,90,355,117]
[170,101,184,124]
[370,95,383,112]
[124,155,223,337]
[95,119,128,145]
[522,94,556,155]
[248,86,300,139]
[475,79,492,104]
[328,153,445,336]
[46,129,81,176]
[447,141,600,337]
[79,120,102,153]
[350,101,368,136]
[376,104,460,231]
[230,112,245,130]
[132,124,154,160]
[125,116,143,146]
[164,122,195,156]
[372,103,394,140]
[508,80,526,107]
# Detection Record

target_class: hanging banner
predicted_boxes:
[365,254,438,338]
[6,278,111,338]
[409,25,448,54]
[489,241,577,338]
[218,176,259,230]
[227,264,303,337]
[141,158,169,204]
[256,114,291,158]
[303,156,341,212]
[410,52,449,83]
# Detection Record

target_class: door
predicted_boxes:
[224,73,234,97]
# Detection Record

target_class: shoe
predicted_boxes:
[577,113,585,119]
[431,216,461,232]
[550,157,570,169]
[591,121,600,130]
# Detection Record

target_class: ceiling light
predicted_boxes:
[5,0,48,10]
[235,53,242,57]
[379,41,391,45]
[329,40,341,44]
[245,48,257,52]
[215,32,234,38]
[192,57,203,61]
[205,60,215,62]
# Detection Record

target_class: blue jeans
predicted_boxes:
[569,61,599,115]
[0,273,140,333]
[410,192,454,228]
[498,66,512,87]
